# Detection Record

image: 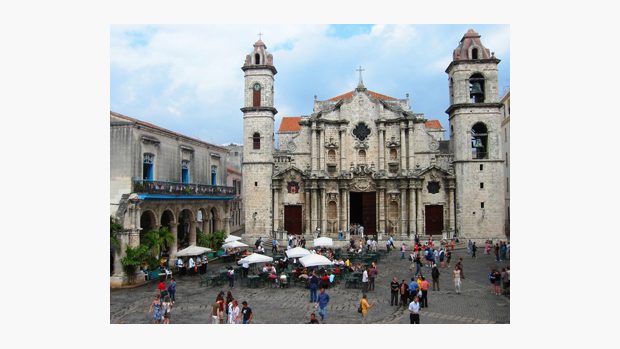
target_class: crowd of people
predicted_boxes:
[144,234,509,325]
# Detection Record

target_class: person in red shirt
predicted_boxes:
[321,273,330,289]
[419,276,430,308]
[157,280,167,301]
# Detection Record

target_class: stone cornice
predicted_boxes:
[445,102,502,115]
[241,106,278,115]
[445,58,501,73]
[241,64,278,75]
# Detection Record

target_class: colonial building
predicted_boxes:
[500,89,510,237]
[110,111,237,286]
[242,29,506,242]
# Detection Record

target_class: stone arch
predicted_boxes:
[208,206,220,233]
[177,208,194,249]
[160,209,176,228]
[139,210,158,245]
[196,208,208,233]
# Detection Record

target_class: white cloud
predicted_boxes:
[111,24,509,143]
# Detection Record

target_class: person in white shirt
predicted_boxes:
[362,268,369,293]
[188,257,195,269]
[242,262,249,278]
[408,297,421,324]
[176,258,183,270]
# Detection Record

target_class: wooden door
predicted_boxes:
[284,205,302,235]
[361,192,376,235]
[425,205,444,235]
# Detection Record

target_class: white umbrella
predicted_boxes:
[286,246,311,259]
[222,240,249,249]
[224,234,242,243]
[299,254,333,267]
[313,237,334,247]
[237,253,273,265]
[175,245,212,257]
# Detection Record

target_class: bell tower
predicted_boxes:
[241,36,277,239]
[446,29,505,241]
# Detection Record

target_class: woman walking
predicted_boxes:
[453,265,462,294]
[225,291,234,320]
[230,299,241,324]
[492,269,502,295]
[148,295,162,324]
[359,294,375,324]
[161,295,172,324]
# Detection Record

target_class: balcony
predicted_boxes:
[133,179,236,198]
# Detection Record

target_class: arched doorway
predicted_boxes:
[139,210,157,245]
[161,209,175,249]
[178,209,194,249]
[208,207,219,233]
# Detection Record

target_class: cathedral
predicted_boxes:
[242,29,506,242]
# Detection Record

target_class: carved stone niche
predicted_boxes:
[388,192,400,201]
[328,192,339,201]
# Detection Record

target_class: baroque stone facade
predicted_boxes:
[242,29,506,242]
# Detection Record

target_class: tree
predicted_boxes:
[144,226,175,258]
[207,230,227,250]
[121,245,150,284]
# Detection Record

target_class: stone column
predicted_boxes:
[408,120,415,170]
[378,123,385,171]
[169,222,178,261]
[408,185,416,236]
[448,183,456,238]
[339,128,346,171]
[400,184,408,238]
[416,186,423,235]
[344,186,350,234]
[189,220,197,245]
[273,186,280,232]
[319,126,325,172]
[112,231,129,276]
[378,185,386,234]
[202,218,208,235]
[311,186,318,232]
[382,128,387,170]
[400,122,407,172]
[311,124,317,171]
[305,189,311,234]
[320,184,327,236]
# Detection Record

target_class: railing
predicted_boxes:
[133,179,236,196]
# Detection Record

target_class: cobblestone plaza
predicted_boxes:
[110,246,509,324]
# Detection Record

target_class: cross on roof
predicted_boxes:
[356,66,365,87]
[257,32,263,40]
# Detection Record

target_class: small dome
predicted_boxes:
[452,28,492,61]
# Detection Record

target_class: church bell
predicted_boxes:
[470,82,483,94]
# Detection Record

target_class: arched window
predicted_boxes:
[471,122,488,159]
[253,132,261,150]
[471,47,479,59]
[449,77,454,104]
[469,73,485,103]
[143,153,154,180]
[254,53,260,65]
[252,83,261,107]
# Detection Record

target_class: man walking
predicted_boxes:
[390,277,400,306]
[399,279,409,307]
[309,271,319,302]
[401,243,406,259]
[316,287,330,323]
[408,296,421,324]
[368,263,377,291]
[408,277,419,303]
[431,264,440,291]
[471,242,477,258]
[241,301,253,324]
[167,277,177,304]
[362,268,369,294]
[272,237,278,255]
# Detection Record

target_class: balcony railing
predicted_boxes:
[133,179,236,196]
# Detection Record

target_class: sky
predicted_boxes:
[110,24,510,145]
